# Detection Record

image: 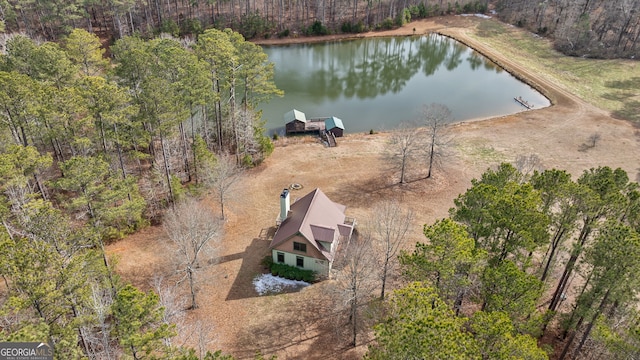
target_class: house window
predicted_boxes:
[277,252,285,263]
[296,256,304,268]
[293,242,307,252]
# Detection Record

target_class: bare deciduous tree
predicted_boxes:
[153,277,219,355]
[140,165,174,219]
[193,320,217,359]
[579,132,602,152]
[387,122,424,184]
[236,108,261,158]
[369,200,414,300]
[204,154,242,220]
[422,103,454,179]
[153,276,187,347]
[514,153,542,180]
[163,198,223,309]
[86,283,119,360]
[497,0,640,58]
[333,232,379,347]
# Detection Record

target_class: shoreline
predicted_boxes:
[255,15,557,135]
[436,29,556,106]
[251,16,459,46]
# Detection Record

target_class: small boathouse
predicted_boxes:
[284,109,346,147]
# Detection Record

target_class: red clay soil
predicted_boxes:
[108,16,640,359]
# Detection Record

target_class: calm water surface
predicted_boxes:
[259,34,550,134]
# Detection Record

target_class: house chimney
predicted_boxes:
[279,189,290,222]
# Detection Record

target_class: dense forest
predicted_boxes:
[495,0,640,59]
[0,27,280,222]
[0,27,281,358]
[367,164,640,359]
[0,0,491,42]
[1,0,638,58]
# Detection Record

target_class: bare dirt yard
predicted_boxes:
[108,16,640,359]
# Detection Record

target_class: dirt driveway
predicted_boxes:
[108,17,640,359]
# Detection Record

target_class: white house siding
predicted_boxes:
[272,249,329,276]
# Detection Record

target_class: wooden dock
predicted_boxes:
[284,110,343,147]
[514,96,534,109]
[286,118,337,146]
[285,118,326,135]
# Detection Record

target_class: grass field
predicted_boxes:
[473,20,640,123]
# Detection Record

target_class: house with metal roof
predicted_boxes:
[325,116,345,137]
[270,188,355,277]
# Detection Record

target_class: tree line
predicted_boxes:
[0,28,280,229]
[495,0,640,59]
[0,170,260,359]
[363,163,640,359]
[0,28,280,357]
[0,0,489,42]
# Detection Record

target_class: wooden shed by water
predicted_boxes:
[284,109,345,147]
[284,110,345,135]
[325,116,345,137]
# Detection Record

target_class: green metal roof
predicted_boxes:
[325,116,344,130]
[284,109,306,123]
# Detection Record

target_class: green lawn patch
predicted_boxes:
[472,19,640,124]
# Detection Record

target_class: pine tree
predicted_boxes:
[366,282,480,360]
[400,218,484,315]
[112,284,176,359]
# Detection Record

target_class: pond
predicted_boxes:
[258,34,550,135]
